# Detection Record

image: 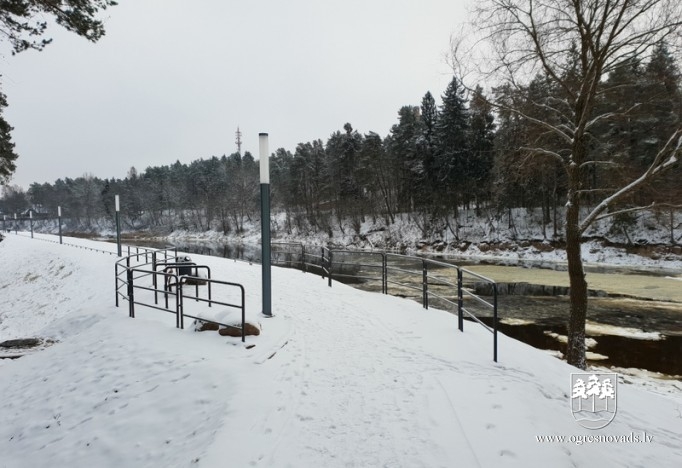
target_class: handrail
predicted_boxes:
[267,243,499,362]
[179,276,246,342]
[114,246,247,342]
[23,233,497,361]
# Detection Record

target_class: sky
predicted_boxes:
[1,232,681,467]
[1,0,470,189]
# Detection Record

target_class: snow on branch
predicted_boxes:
[520,146,565,165]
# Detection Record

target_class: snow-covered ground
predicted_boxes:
[1,232,680,467]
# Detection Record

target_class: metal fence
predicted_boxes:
[115,247,247,341]
[15,232,497,359]
[272,243,499,362]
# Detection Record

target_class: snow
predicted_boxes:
[585,322,664,341]
[1,232,681,467]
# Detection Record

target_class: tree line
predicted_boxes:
[2,44,680,243]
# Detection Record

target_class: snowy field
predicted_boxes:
[0,232,680,468]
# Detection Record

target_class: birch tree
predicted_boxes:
[454,0,682,368]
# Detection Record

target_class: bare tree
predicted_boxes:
[453,0,682,368]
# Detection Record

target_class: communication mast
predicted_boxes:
[235,127,243,154]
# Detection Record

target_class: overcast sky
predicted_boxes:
[2,0,470,189]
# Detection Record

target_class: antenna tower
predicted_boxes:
[235,127,243,154]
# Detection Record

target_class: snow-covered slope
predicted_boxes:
[0,233,680,467]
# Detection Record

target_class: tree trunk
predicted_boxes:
[565,199,588,369]
[553,187,558,238]
[670,207,675,245]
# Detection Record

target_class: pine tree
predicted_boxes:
[467,85,496,209]
[435,76,470,212]
[418,92,439,206]
[387,106,424,212]
[0,1,117,184]
[0,89,18,184]
[0,1,117,54]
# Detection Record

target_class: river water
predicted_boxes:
[120,239,682,376]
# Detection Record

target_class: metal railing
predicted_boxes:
[16,232,495,358]
[272,243,499,362]
[115,247,247,342]
[115,247,178,307]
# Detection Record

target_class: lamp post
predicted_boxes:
[115,195,122,257]
[259,132,272,317]
[29,210,33,238]
[2,215,5,232]
[14,213,17,234]
[58,206,63,244]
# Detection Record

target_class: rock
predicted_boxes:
[0,338,41,348]
[196,322,220,332]
[218,322,261,337]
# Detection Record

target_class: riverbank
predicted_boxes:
[21,206,682,271]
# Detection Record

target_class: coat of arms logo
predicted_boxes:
[570,373,618,429]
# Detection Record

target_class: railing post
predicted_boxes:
[457,268,464,331]
[493,283,498,362]
[422,259,428,309]
[208,268,212,306]
[127,268,135,318]
[177,281,183,329]
[115,264,119,307]
[320,247,326,279]
[384,254,388,294]
[193,265,200,302]
[152,252,158,305]
[240,285,246,343]
[302,244,307,273]
[328,250,333,288]
[165,274,171,310]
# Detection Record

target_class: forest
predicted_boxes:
[2,43,681,246]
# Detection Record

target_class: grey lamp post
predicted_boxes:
[2,215,5,232]
[259,133,272,317]
[29,210,33,238]
[58,206,63,244]
[115,195,122,257]
[14,213,17,234]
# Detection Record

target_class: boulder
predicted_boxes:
[195,321,220,332]
[218,322,261,337]
[0,338,41,348]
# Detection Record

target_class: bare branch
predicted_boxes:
[593,203,657,222]
[580,128,682,233]
[576,188,619,195]
[519,146,565,164]
[579,160,619,169]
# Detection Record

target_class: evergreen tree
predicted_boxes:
[359,132,396,224]
[418,91,439,206]
[0,1,117,54]
[467,85,496,208]
[0,1,117,184]
[435,76,470,212]
[325,124,364,229]
[0,88,18,184]
[387,106,424,212]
